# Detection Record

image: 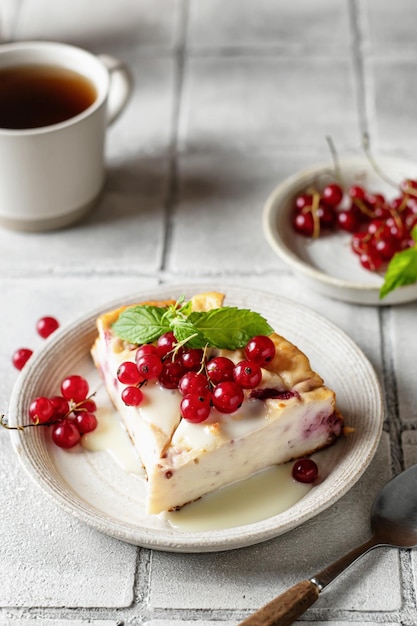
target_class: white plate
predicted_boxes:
[8,284,384,552]
[263,156,417,305]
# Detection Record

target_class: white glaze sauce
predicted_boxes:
[82,404,313,530]
[164,464,312,531]
[81,406,144,476]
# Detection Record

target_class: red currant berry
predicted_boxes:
[367,219,385,236]
[117,361,143,385]
[211,381,244,414]
[373,237,398,261]
[351,232,370,255]
[73,398,97,415]
[359,249,383,272]
[245,335,276,366]
[51,420,81,449]
[28,396,54,424]
[180,394,211,423]
[136,353,163,380]
[400,178,417,195]
[74,411,98,434]
[50,395,70,419]
[157,332,177,358]
[292,211,314,237]
[60,375,89,403]
[233,360,262,389]
[337,209,361,233]
[386,215,405,241]
[121,386,144,406]
[181,348,204,371]
[294,193,313,211]
[159,361,186,389]
[292,458,318,483]
[135,344,158,362]
[36,316,59,339]
[322,183,343,207]
[178,371,209,396]
[317,202,336,229]
[12,347,33,370]
[349,185,366,201]
[206,357,235,385]
[366,192,385,208]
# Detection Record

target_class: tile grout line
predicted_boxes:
[347,0,369,145]
[379,307,403,474]
[159,0,190,274]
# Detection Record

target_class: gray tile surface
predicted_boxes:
[1,0,417,624]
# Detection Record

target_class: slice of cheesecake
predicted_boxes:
[91,292,344,514]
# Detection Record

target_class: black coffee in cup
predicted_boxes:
[0,64,97,129]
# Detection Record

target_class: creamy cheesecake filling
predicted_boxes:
[91,292,344,514]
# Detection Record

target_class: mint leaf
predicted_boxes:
[169,316,206,347]
[379,239,417,300]
[111,300,274,350]
[112,305,171,344]
[189,307,274,349]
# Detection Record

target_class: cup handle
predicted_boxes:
[98,54,133,126]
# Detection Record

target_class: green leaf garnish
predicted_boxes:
[112,298,274,349]
[189,307,273,349]
[112,305,171,344]
[379,226,417,300]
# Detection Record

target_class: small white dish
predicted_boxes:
[263,156,417,305]
[8,284,384,552]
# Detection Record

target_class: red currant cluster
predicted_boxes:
[116,333,277,423]
[292,179,417,271]
[12,315,60,370]
[28,375,97,449]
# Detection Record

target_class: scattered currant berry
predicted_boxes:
[245,335,276,366]
[61,375,89,403]
[180,394,211,423]
[233,360,262,389]
[206,357,235,385]
[292,458,319,483]
[36,316,59,339]
[117,361,143,385]
[51,420,81,449]
[12,347,33,370]
[121,386,144,406]
[74,411,98,434]
[211,381,244,414]
[28,396,54,424]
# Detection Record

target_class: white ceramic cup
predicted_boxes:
[0,41,133,232]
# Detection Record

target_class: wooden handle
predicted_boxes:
[237,579,320,626]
